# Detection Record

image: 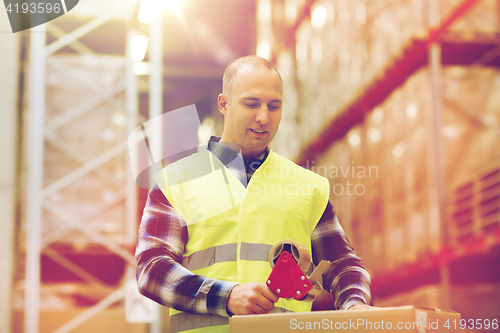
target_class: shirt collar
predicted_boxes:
[207,136,269,169]
[207,136,239,166]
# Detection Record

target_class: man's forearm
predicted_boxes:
[311,200,372,310]
[325,259,372,310]
[136,251,236,316]
[135,184,237,317]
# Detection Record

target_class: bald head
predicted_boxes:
[223,55,283,104]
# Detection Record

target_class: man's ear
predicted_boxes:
[218,94,228,115]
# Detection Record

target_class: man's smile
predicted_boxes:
[250,128,268,136]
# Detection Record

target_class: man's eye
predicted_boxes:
[246,104,257,108]
[269,105,279,110]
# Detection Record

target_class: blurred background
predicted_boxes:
[1,0,499,332]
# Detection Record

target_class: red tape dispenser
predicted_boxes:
[266,251,312,300]
[266,240,330,301]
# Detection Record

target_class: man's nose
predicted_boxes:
[255,106,269,125]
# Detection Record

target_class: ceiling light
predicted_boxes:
[367,128,381,143]
[133,61,150,75]
[406,104,418,119]
[131,35,148,62]
[349,134,361,146]
[138,0,156,23]
[257,41,271,60]
[311,4,327,28]
[139,0,183,23]
[258,0,272,22]
[392,142,407,157]
[163,0,183,13]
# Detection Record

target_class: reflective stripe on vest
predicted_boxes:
[240,243,273,262]
[182,243,273,271]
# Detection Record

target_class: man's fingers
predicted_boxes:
[256,297,275,312]
[255,284,278,312]
[251,303,271,314]
[238,300,270,315]
[250,286,275,312]
[261,285,280,303]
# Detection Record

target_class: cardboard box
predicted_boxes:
[230,306,460,333]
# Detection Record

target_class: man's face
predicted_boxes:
[218,65,283,158]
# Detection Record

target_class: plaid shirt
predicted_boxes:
[136,138,372,318]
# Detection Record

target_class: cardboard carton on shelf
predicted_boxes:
[230,305,460,333]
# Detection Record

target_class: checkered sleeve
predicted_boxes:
[311,199,372,310]
[135,183,238,317]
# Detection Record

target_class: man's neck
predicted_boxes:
[218,136,267,163]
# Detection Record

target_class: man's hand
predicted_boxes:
[227,282,279,315]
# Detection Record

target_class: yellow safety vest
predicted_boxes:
[154,149,329,333]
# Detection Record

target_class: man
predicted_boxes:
[136,55,372,333]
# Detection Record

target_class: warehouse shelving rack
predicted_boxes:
[267,0,500,303]
[22,1,163,332]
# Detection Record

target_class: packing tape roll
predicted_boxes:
[269,239,311,273]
